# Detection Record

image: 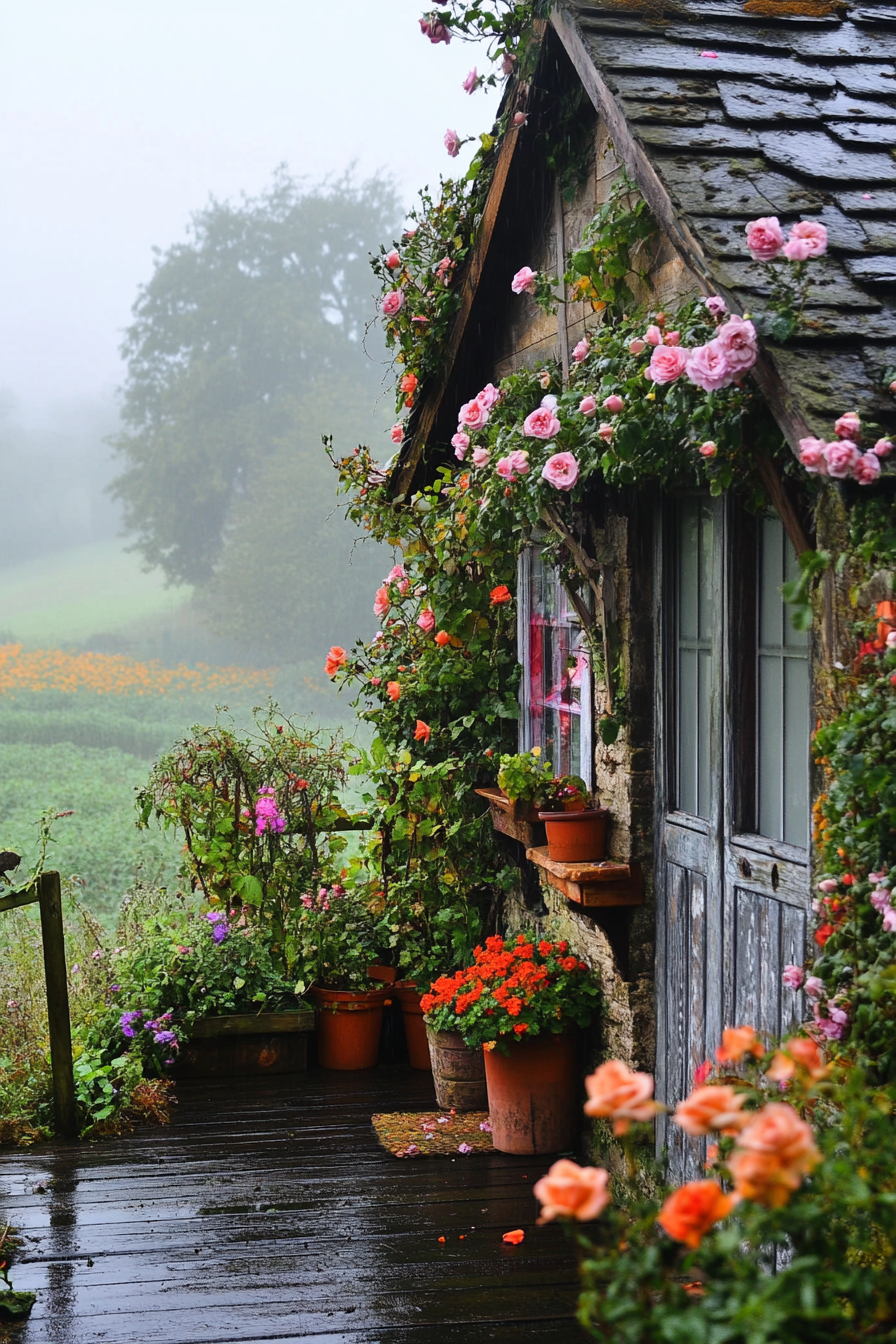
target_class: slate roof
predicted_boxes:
[554,0,896,443]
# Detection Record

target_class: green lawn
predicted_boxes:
[0,540,191,646]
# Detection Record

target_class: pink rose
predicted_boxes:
[852,451,881,485]
[788,219,828,258]
[451,432,470,460]
[834,411,861,439]
[477,383,501,410]
[888,631,896,648]
[645,324,663,346]
[373,585,390,618]
[799,437,828,474]
[782,236,813,262]
[502,51,516,75]
[745,216,785,261]
[572,338,590,363]
[704,295,727,317]
[883,906,896,933]
[496,456,516,481]
[629,338,647,355]
[523,405,562,438]
[512,111,527,126]
[511,266,537,295]
[381,290,404,316]
[664,331,681,346]
[817,878,838,893]
[462,68,478,93]
[385,249,400,269]
[873,438,893,457]
[716,314,757,375]
[504,449,528,475]
[579,395,598,418]
[444,128,461,158]
[782,964,804,991]
[541,452,579,491]
[390,423,404,445]
[871,888,891,913]
[699,441,718,457]
[804,976,825,1000]
[597,422,614,443]
[417,608,435,633]
[686,339,733,392]
[420,16,451,43]
[603,394,625,413]
[472,446,490,467]
[824,439,860,479]
[458,399,490,431]
[387,564,406,582]
[648,344,689,384]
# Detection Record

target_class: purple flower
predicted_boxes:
[212,923,228,945]
[154,1030,178,1046]
[205,910,226,923]
[120,1009,143,1039]
[458,1143,473,1154]
[703,295,727,317]
[478,1121,492,1132]
[110,984,121,993]
[254,786,285,837]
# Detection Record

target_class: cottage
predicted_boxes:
[389,0,896,1176]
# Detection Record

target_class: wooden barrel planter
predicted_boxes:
[173,1008,315,1078]
[393,982,431,1072]
[426,1026,487,1110]
[308,986,390,1070]
[483,1031,579,1155]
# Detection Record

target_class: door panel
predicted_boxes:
[724,886,808,1040]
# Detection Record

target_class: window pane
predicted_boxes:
[524,547,588,783]
[758,654,783,840]
[783,657,809,845]
[675,499,714,818]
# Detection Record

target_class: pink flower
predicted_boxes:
[572,338,590,363]
[628,338,647,355]
[664,331,681,346]
[824,439,861,479]
[871,888,891,913]
[508,449,530,475]
[888,631,896,648]
[541,452,579,491]
[782,237,813,262]
[373,585,390,618]
[645,324,663,346]
[603,394,625,414]
[788,219,828,258]
[873,438,893,457]
[804,976,825,1000]
[883,906,896,934]
[700,50,718,57]
[597,422,614,443]
[533,1160,611,1223]
[436,256,454,284]
[472,446,490,467]
[390,423,404,444]
[541,394,558,410]
[782,964,804,991]
[512,111,527,126]
[458,399,490,431]
[385,249,400,269]
[496,456,516,481]
[502,51,516,75]
[834,411,861,439]
[452,436,469,461]
[704,295,727,317]
[853,451,881,485]
[387,564,406,582]
[579,395,598,418]
[648,344,689,384]
[745,216,785,261]
[511,266,537,295]
[417,608,435,633]
[799,437,829,474]
[476,383,501,410]
[444,128,461,158]
[716,314,757,375]
[686,339,733,392]
[462,68,478,93]
[523,405,561,439]
[458,1143,473,1154]
[699,441,718,458]
[817,878,839,893]
[420,16,451,43]
[381,290,404,316]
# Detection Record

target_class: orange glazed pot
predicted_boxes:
[538,808,608,863]
[483,1031,579,1155]
[308,986,390,1070]
[393,982,432,1072]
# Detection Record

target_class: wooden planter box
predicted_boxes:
[173,1008,315,1078]
[525,846,644,908]
[475,787,546,847]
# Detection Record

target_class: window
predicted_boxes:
[517,547,592,787]
[673,496,715,819]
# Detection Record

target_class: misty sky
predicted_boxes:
[0,0,488,415]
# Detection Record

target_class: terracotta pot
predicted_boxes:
[538,807,608,863]
[393,982,432,1071]
[367,963,398,985]
[309,986,390,1070]
[425,1026,487,1110]
[484,1031,579,1155]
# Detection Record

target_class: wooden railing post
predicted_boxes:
[37,871,77,1139]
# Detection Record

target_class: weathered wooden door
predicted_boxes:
[655,497,811,1180]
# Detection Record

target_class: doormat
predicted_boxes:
[371,1110,493,1158]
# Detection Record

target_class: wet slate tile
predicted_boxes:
[690,206,870,256]
[861,218,896,250]
[657,157,827,215]
[783,25,896,60]
[635,122,759,150]
[712,259,882,309]
[797,309,896,342]
[829,122,896,147]
[845,256,896,286]
[834,64,896,97]
[835,189,896,213]
[756,130,896,182]
[766,346,896,433]
[716,82,818,123]
[579,32,837,88]
[821,91,896,121]
[606,73,720,102]
[621,99,711,124]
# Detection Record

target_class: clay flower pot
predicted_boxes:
[308,986,390,1070]
[425,1026,487,1110]
[393,982,432,1072]
[538,807,608,863]
[483,1031,579,1155]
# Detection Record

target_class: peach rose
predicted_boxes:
[715,1026,765,1063]
[533,1159,611,1223]
[766,1037,828,1083]
[584,1060,659,1134]
[672,1085,748,1137]
[416,608,435,633]
[657,1180,736,1248]
[325,646,347,677]
[729,1102,821,1207]
[386,681,401,702]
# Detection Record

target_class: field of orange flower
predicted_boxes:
[0,643,275,698]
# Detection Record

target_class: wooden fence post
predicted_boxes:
[37,871,78,1139]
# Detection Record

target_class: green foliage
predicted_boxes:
[781,547,832,632]
[566,173,655,316]
[497,748,553,803]
[288,882,384,992]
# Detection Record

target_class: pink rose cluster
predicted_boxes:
[798,410,890,486]
[455,383,501,456]
[745,216,828,263]
[869,871,896,936]
[419,14,451,43]
[644,314,758,391]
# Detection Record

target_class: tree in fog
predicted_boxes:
[111,169,399,660]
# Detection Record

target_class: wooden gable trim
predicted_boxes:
[391,21,547,502]
[549,5,812,459]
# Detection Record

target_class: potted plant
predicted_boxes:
[419,968,489,1109]
[538,776,609,863]
[494,748,556,820]
[433,933,601,1153]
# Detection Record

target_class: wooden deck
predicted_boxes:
[1,1067,581,1343]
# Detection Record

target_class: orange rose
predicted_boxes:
[490,585,513,605]
[386,681,401,701]
[413,720,431,743]
[657,1180,736,1249]
[434,630,451,647]
[729,1102,821,1207]
[533,1159,611,1224]
[583,1060,660,1135]
[715,1026,765,1064]
[325,645,347,677]
[766,1037,828,1083]
[671,1085,748,1137]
